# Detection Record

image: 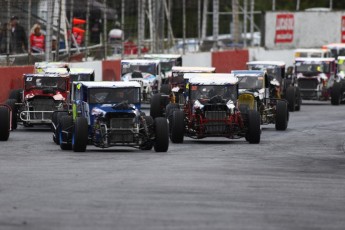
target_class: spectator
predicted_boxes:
[30,23,45,53]
[9,16,27,54]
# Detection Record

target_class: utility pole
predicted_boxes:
[296,0,300,11]
[198,0,201,44]
[243,0,247,47]
[45,0,54,61]
[85,0,90,60]
[103,0,107,60]
[6,0,10,65]
[250,0,255,46]
[138,0,142,57]
[272,0,275,11]
[68,0,74,60]
[232,0,240,44]
[182,0,186,54]
[121,0,125,58]
[28,0,32,63]
[213,0,219,50]
[201,0,208,40]
[56,0,62,61]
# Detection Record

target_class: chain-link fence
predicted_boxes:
[0,0,265,66]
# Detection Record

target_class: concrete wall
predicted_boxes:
[182,52,212,67]
[265,11,345,49]
[0,66,34,103]
[248,47,295,67]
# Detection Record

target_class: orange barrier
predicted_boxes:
[212,49,249,73]
[102,60,121,81]
[0,66,34,103]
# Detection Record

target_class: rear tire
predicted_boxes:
[150,93,164,118]
[0,107,10,141]
[295,87,301,111]
[153,117,169,152]
[331,82,341,105]
[286,86,296,112]
[170,110,185,143]
[275,101,288,131]
[59,116,73,150]
[72,117,88,152]
[246,110,261,144]
[6,99,17,130]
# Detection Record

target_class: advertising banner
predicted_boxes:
[275,14,294,43]
[341,16,345,43]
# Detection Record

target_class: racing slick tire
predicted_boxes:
[295,87,301,111]
[0,107,10,141]
[153,117,169,152]
[170,110,185,143]
[286,86,296,112]
[331,82,342,105]
[9,89,22,103]
[160,84,170,95]
[275,101,288,131]
[72,117,88,152]
[52,112,68,144]
[59,116,73,150]
[6,99,17,130]
[150,93,164,119]
[246,110,261,144]
[140,116,154,150]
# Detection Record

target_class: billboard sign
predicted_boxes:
[341,16,345,43]
[275,14,294,43]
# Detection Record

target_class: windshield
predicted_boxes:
[190,85,237,102]
[238,76,264,90]
[295,62,330,74]
[70,73,94,82]
[89,87,140,104]
[25,76,67,91]
[248,64,282,80]
[161,61,174,72]
[121,63,157,76]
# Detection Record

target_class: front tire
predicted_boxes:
[6,99,17,130]
[150,93,164,119]
[275,101,288,131]
[331,82,341,105]
[246,110,261,143]
[0,107,10,141]
[170,110,185,143]
[153,117,169,152]
[72,117,88,152]
[286,86,296,112]
[59,116,73,150]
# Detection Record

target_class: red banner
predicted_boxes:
[341,16,345,43]
[275,14,294,43]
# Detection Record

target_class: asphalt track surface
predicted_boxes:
[1,101,345,230]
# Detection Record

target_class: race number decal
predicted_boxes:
[275,14,294,43]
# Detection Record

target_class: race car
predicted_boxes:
[6,73,69,129]
[150,66,216,118]
[232,70,289,130]
[169,73,261,143]
[247,61,301,112]
[121,59,162,102]
[56,81,169,152]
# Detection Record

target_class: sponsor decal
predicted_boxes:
[275,14,294,43]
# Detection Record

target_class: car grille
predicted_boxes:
[110,118,133,129]
[298,78,318,90]
[204,111,227,134]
